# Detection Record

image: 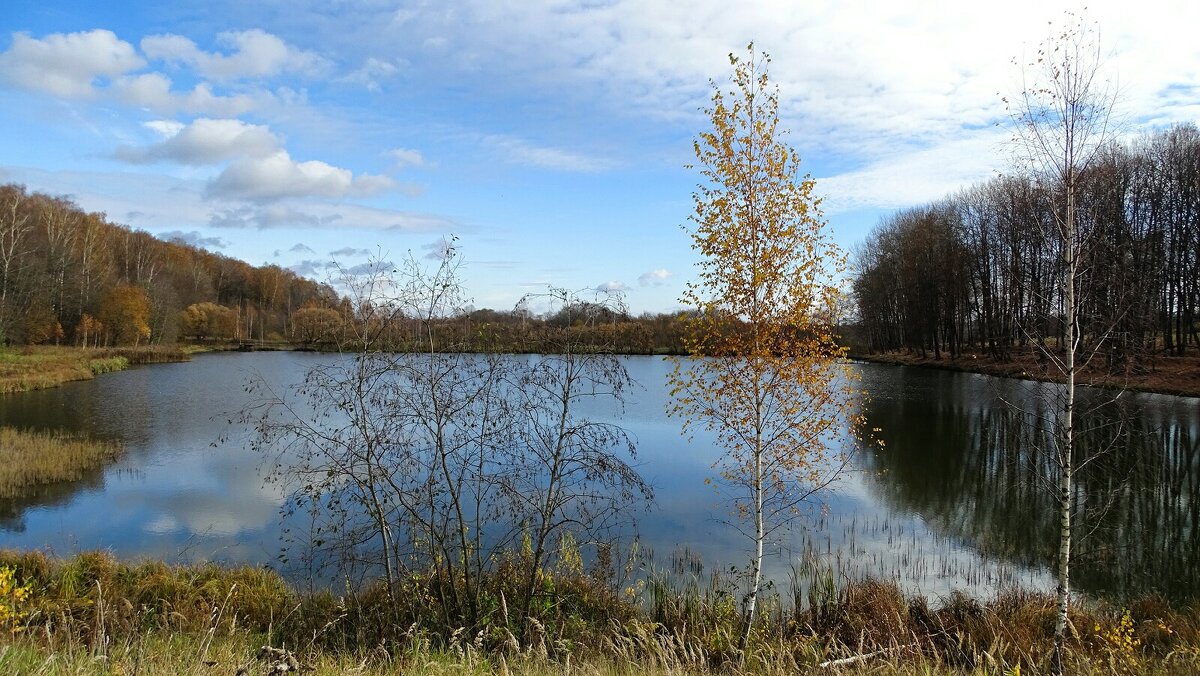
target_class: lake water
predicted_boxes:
[0,352,1195,601]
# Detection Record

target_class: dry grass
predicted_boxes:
[0,346,191,394]
[0,552,1197,674]
[0,429,122,499]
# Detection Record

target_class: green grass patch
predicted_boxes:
[86,356,128,375]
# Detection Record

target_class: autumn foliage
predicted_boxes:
[0,183,339,346]
[669,45,865,652]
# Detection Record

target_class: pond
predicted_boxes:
[0,352,1195,601]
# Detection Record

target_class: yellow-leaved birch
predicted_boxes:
[669,44,863,656]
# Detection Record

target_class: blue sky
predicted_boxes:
[2,1,1198,314]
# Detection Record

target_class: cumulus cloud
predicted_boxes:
[289,242,315,254]
[144,120,185,137]
[112,73,265,116]
[116,118,281,164]
[0,29,143,98]
[388,147,425,168]
[482,134,612,172]
[207,150,395,201]
[141,29,329,81]
[157,229,228,249]
[637,268,672,286]
[0,29,284,116]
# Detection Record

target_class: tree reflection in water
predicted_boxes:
[859,369,1199,601]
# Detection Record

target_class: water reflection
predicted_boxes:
[858,364,1200,600]
[0,355,1194,601]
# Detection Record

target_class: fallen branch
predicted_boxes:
[818,643,916,669]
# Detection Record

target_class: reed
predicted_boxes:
[0,346,191,394]
[0,428,122,499]
[0,550,1196,674]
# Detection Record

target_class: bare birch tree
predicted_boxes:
[1006,12,1118,673]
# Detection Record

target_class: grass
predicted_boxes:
[0,429,122,499]
[0,551,1197,674]
[0,346,192,394]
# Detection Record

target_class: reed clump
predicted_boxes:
[0,346,191,394]
[0,428,122,499]
[0,551,1197,674]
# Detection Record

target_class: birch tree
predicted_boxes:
[669,44,863,655]
[1006,12,1117,673]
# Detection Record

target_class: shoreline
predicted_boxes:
[850,351,1200,399]
[0,345,200,395]
[10,344,1200,400]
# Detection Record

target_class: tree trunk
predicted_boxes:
[1052,186,1078,676]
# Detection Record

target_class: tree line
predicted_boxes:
[0,183,693,352]
[852,123,1200,367]
[0,183,340,346]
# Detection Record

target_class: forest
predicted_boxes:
[0,183,340,347]
[0,183,689,353]
[852,123,1200,368]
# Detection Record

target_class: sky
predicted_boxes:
[1,1,1198,314]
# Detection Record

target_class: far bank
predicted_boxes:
[850,350,1200,399]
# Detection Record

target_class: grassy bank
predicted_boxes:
[853,351,1200,399]
[0,428,122,499]
[0,552,1197,674]
[0,346,194,394]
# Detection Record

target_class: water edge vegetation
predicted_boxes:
[0,551,1199,674]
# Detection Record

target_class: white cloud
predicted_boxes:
[422,237,456,260]
[0,29,143,98]
[208,202,454,232]
[207,150,395,201]
[316,0,1200,204]
[330,246,372,257]
[637,268,672,286]
[210,205,342,228]
[595,280,627,293]
[144,120,185,138]
[289,242,315,254]
[343,57,402,92]
[816,131,1006,213]
[0,165,452,237]
[388,147,425,168]
[482,134,612,172]
[116,118,281,165]
[112,73,265,116]
[141,29,329,81]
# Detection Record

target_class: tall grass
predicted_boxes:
[0,550,1196,674]
[0,428,122,499]
[0,346,191,394]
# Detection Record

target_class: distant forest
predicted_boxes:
[852,123,1200,366]
[0,183,343,346]
[0,184,688,353]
